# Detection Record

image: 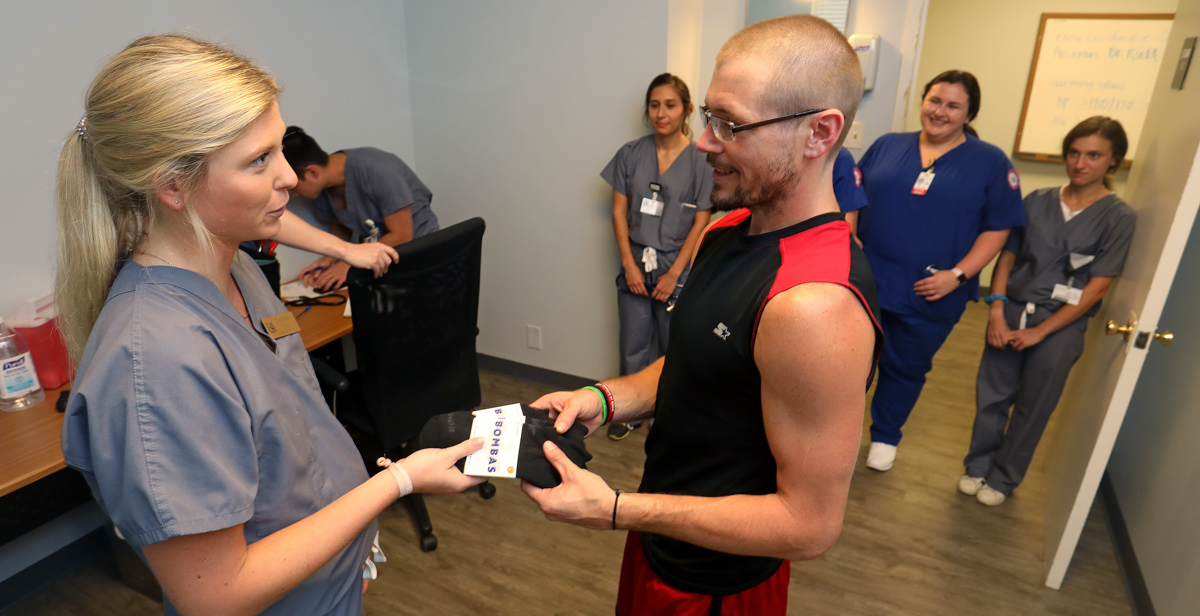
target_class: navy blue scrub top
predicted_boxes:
[312,147,439,241]
[833,147,868,213]
[857,132,1025,319]
[601,134,714,253]
[62,253,375,616]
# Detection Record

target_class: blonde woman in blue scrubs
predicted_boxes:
[601,73,713,440]
[56,35,483,616]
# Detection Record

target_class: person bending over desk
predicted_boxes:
[283,127,439,291]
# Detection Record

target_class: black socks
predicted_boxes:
[417,404,593,488]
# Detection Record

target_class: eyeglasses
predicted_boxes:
[699,105,827,142]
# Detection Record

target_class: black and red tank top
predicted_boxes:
[638,208,883,596]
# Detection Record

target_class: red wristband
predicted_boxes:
[595,382,616,425]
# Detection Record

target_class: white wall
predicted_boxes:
[844,0,914,156]
[0,0,418,318]
[403,1,670,380]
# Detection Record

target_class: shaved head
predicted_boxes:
[718,15,863,149]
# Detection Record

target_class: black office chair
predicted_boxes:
[331,217,493,552]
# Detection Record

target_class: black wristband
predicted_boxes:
[612,489,623,530]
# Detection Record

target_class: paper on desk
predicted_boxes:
[343,299,352,318]
[463,404,524,478]
[280,281,326,301]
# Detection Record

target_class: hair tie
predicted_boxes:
[76,116,88,140]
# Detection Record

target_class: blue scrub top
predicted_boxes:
[832,147,868,213]
[62,253,375,616]
[312,147,439,241]
[858,132,1024,319]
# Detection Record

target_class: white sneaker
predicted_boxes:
[866,442,897,471]
[957,475,985,496]
[976,485,1007,506]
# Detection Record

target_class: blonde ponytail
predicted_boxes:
[53,34,279,366]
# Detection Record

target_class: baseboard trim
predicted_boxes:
[0,528,108,612]
[1099,472,1155,616]
[478,354,595,391]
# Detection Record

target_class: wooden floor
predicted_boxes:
[6,302,1130,615]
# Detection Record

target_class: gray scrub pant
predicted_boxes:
[616,249,685,376]
[964,311,1088,494]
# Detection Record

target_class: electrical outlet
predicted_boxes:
[526,325,542,350]
[845,121,865,149]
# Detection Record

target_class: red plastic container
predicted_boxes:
[11,318,73,390]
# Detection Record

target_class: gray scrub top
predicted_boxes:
[62,252,375,616]
[312,147,439,241]
[601,134,714,253]
[1005,186,1136,321]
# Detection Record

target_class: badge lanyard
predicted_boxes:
[640,182,664,217]
[912,161,935,196]
[363,218,381,243]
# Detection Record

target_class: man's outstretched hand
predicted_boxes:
[521,441,619,531]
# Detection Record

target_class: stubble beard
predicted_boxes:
[708,149,799,217]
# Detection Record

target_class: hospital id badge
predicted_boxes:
[1051,283,1083,305]
[261,312,301,338]
[463,404,525,478]
[640,197,664,216]
[912,171,935,195]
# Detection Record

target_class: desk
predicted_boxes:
[0,291,354,498]
[288,289,353,351]
[0,384,70,496]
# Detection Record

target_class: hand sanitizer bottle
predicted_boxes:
[0,317,46,411]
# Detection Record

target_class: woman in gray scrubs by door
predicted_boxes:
[959,117,1136,506]
[57,35,483,615]
[600,73,713,440]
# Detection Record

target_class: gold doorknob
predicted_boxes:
[1106,319,1136,340]
[1154,330,1174,346]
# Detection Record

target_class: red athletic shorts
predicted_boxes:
[615,532,790,616]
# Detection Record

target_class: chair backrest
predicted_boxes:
[346,218,485,452]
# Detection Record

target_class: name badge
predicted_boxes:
[1051,283,1083,306]
[464,404,525,478]
[912,171,935,195]
[640,197,664,216]
[261,312,301,339]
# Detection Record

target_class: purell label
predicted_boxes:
[1,352,40,399]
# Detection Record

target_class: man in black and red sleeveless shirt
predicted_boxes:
[523,15,883,616]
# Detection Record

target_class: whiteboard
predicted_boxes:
[1014,14,1173,165]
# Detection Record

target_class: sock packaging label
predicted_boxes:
[464,403,524,478]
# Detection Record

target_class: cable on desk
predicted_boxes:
[284,295,347,307]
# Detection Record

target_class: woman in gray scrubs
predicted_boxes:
[959,117,1136,506]
[56,35,482,615]
[600,73,713,440]
[283,127,439,291]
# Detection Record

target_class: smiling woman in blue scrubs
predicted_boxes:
[857,70,1024,472]
[55,35,483,616]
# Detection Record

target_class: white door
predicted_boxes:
[1042,7,1200,588]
